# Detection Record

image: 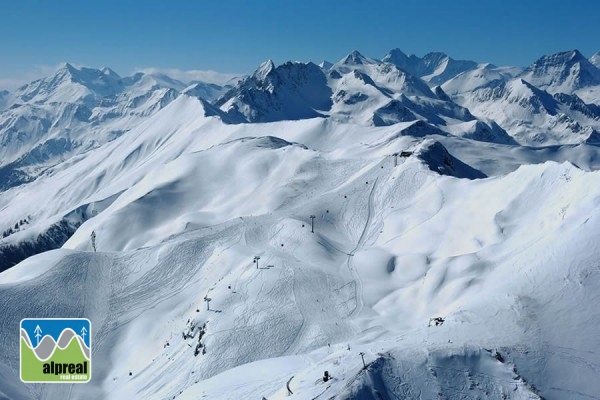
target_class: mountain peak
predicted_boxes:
[53,62,79,79]
[254,59,275,80]
[569,49,585,60]
[530,49,587,69]
[100,66,120,79]
[386,48,409,58]
[216,60,331,123]
[318,60,333,70]
[58,62,76,71]
[340,50,369,65]
[422,52,450,63]
[521,49,600,93]
[382,49,412,68]
[14,63,128,104]
[382,49,477,84]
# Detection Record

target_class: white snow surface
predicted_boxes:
[441,63,523,96]
[1,50,600,400]
[0,97,599,399]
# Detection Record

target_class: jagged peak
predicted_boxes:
[52,62,80,80]
[339,50,370,65]
[57,62,77,72]
[529,49,588,69]
[384,48,410,60]
[422,51,450,62]
[519,49,600,91]
[100,66,120,78]
[319,60,333,70]
[254,59,275,80]
[568,49,585,60]
[51,63,124,83]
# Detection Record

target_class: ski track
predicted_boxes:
[347,176,378,319]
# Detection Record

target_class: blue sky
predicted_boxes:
[1,0,599,89]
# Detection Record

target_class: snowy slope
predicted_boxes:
[1,49,600,400]
[182,82,230,102]
[441,63,523,96]
[457,78,600,145]
[1,112,600,399]
[0,64,227,190]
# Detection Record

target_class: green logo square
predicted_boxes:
[20,318,91,383]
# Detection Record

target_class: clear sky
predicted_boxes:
[1,0,599,89]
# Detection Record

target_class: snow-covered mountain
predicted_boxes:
[0,64,230,191]
[215,51,513,145]
[182,81,229,102]
[441,63,523,96]
[591,51,600,68]
[215,60,333,122]
[456,78,600,145]
[332,50,436,97]
[440,50,600,145]
[518,50,600,94]
[383,48,479,86]
[1,48,600,400]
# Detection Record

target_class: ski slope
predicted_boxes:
[0,94,599,399]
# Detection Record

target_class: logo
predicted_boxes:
[20,318,91,383]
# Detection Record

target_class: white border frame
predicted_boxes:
[19,318,92,384]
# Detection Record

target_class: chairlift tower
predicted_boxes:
[254,255,261,269]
